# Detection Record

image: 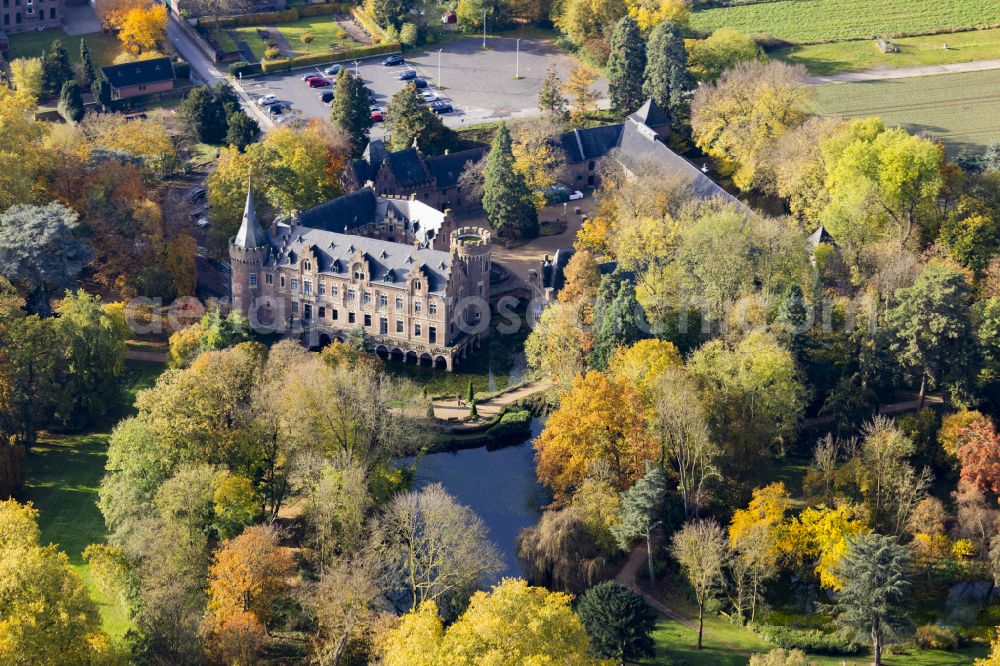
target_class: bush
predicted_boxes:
[173,60,191,79]
[228,60,261,77]
[399,22,418,47]
[264,47,282,60]
[300,31,314,44]
[489,408,532,439]
[198,3,350,29]
[259,42,401,73]
[750,625,863,656]
[915,625,958,651]
[351,6,386,41]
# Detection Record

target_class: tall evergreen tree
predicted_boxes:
[576,582,657,664]
[91,76,112,112]
[330,69,374,157]
[481,123,538,241]
[537,64,566,117]
[369,0,408,29]
[177,85,228,144]
[644,21,690,121]
[590,272,645,370]
[42,40,73,96]
[385,83,451,154]
[607,16,646,116]
[78,39,95,86]
[225,111,260,152]
[58,80,85,124]
[612,462,667,586]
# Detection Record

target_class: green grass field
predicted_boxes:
[7,29,122,68]
[233,16,358,59]
[20,360,163,642]
[813,69,1000,155]
[690,0,1000,44]
[777,27,1000,75]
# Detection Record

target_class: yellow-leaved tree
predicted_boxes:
[380,579,601,666]
[778,504,869,590]
[626,0,689,32]
[116,4,168,55]
[609,338,682,392]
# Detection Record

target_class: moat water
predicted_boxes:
[403,418,549,578]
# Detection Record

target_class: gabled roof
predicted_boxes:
[272,224,453,293]
[808,224,834,247]
[382,147,432,189]
[296,189,378,233]
[629,98,670,128]
[424,148,487,189]
[233,186,268,249]
[100,57,175,89]
[558,125,624,164]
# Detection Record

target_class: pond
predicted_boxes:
[405,419,549,578]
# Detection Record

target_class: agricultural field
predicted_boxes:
[776,27,1000,75]
[689,0,1000,44]
[812,68,1000,155]
[232,15,358,59]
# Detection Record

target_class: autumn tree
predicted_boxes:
[671,518,728,650]
[116,4,168,54]
[607,16,646,115]
[206,524,295,627]
[857,416,930,535]
[538,64,567,117]
[380,580,597,666]
[510,116,567,209]
[9,58,44,101]
[516,507,613,593]
[688,28,764,82]
[535,371,657,501]
[555,0,626,50]
[309,556,387,666]
[955,417,1000,495]
[643,20,688,119]
[563,64,599,124]
[482,122,538,240]
[728,483,787,621]
[525,300,593,387]
[302,460,371,571]
[831,534,910,666]
[370,483,502,617]
[779,503,868,590]
[691,60,810,191]
[576,582,657,664]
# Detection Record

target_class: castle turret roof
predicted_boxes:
[233,184,268,249]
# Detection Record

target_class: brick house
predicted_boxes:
[100,57,175,101]
[230,185,492,370]
[1,0,61,34]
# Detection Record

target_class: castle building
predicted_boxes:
[230,185,492,370]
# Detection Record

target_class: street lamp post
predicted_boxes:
[437,48,443,87]
[353,60,360,76]
[515,38,520,78]
[482,9,487,49]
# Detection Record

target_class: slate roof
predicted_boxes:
[382,148,432,188]
[296,189,379,233]
[424,148,487,189]
[100,57,175,89]
[558,125,624,164]
[271,224,453,294]
[233,187,268,249]
[808,224,834,247]
[629,98,670,128]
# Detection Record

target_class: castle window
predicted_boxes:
[291,302,299,315]
[395,296,403,309]
[396,319,403,333]
[379,294,388,308]
[303,260,311,271]
[318,282,325,296]
[354,271,364,280]
[362,291,371,305]
[332,309,338,320]
[429,302,437,316]
[280,275,286,288]
[429,326,437,344]
[414,323,421,337]
[380,317,388,335]
[414,300,422,314]
[291,278,299,292]
[413,280,421,291]
[304,280,312,296]
[364,314,372,327]
[588,160,595,171]
[249,273,257,288]
[303,304,312,320]
[318,306,326,319]
[266,274,273,285]
[332,286,339,297]
[348,312,356,324]
[347,289,356,300]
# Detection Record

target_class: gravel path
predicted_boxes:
[808,57,1000,85]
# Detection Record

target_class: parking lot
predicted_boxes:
[240,37,608,130]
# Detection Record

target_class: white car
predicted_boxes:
[256,94,278,106]
[195,218,210,228]
[569,190,584,201]
[421,91,438,102]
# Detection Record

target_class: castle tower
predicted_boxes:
[450,227,493,327]
[229,183,269,317]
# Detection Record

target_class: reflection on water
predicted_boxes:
[404,419,548,578]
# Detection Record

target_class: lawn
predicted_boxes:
[232,15,359,59]
[812,69,1000,155]
[7,28,121,68]
[689,0,1000,44]
[19,360,163,642]
[776,28,1000,75]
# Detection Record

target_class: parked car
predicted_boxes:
[383,54,404,66]
[324,64,342,76]
[306,76,331,88]
[195,218,210,228]
[371,110,384,122]
[399,69,417,81]
[370,104,383,113]
[256,94,278,106]
[320,91,334,104]
[190,204,209,220]
[429,101,453,114]
[268,104,289,116]
[421,91,437,102]
[188,187,206,202]
[301,72,316,81]
[412,78,428,89]
[569,190,585,201]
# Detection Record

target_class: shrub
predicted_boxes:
[399,22,418,47]
[173,60,191,79]
[915,625,958,651]
[228,60,261,77]
[490,408,532,439]
[259,42,401,73]
[264,47,282,60]
[300,31,314,44]
[334,26,348,40]
[750,624,864,656]
[351,6,386,41]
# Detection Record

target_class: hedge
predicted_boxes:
[173,60,191,80]
[490,409,533,439]
[229,60,262,77]
[198,2,351,30]
[260,42,400,73]
[750,625,864,656]
[351,6,386,41]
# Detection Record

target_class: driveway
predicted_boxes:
[239,37,609,130]
[62,3,102,36]
[807,57,1000,84]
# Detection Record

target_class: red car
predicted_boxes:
[371,110,384,122]
[306,76,331,88]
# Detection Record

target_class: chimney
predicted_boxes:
[444,148,449,155]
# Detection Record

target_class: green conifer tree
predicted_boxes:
[607,16,646,115]
[481,123,538,240]
[78,39,95,87]
[385,83,451,154]
[643,21,689,121]
[330,69,374,157]
[58,80,85,124]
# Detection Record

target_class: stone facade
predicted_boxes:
[1,0,61,33]
[230,186,492,370]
